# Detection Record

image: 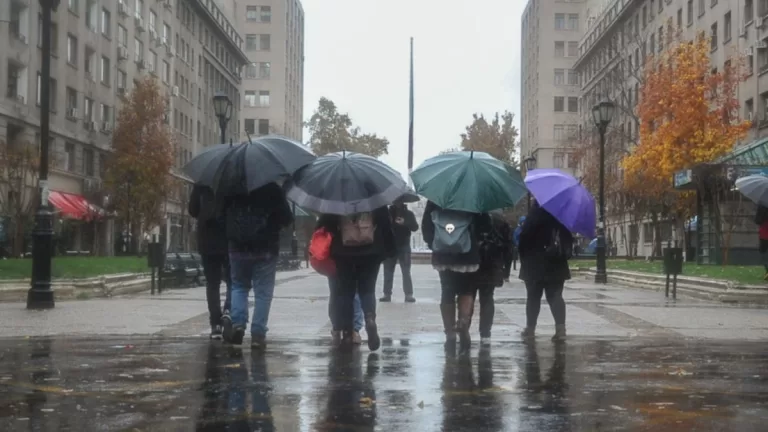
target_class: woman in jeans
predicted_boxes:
[316,207,395,351]
[518,201,573,341]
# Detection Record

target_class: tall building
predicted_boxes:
[574,0,768,259]
[521,0,587,173]
[236,0,305,141]
[0,0,248,255]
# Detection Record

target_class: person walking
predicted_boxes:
[518,201,573,342]
[513,216,525,272]
[188,184,232,340]
[381,201,418,303]
[316,207,395,351]
[755,205,768,280]
[221,182,294,349]
[496,215,514,281]
[316,215,365,345]
[422,201,496,350]
[477,213,509,345]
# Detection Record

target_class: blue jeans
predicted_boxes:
[328,277,364,332]
[229,252,277,336]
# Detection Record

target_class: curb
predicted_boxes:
[572,267,768,304]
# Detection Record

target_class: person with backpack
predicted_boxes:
[478,213,511,345]
[518,200,573,342]
[221,182,294,349]
[422,200,496,350]
[316,207,395,351]
[188,184,231,340]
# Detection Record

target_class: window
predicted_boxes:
[149,51,157,72]
[677,8,683,27]
[554,68,565,85]
[658,0,663,13]
[36,74,57,110]
[245,118,255,134]
[554,41,565,57]
[100,103,111,123]
[746,98,755,121]
[555,13,565,30]
[246,6,259,20]
[101,56,110,84]
[698,0,705,17]
[69,0,79,14]
[724,12,732,43]
[658,26,664,51]
[651,0,656,19]
[37,17,59,53]
[261,6,272,22]
[567,153,579,169]
[643,6,648,27]
[259,90,270,106]
[117,69,127,90]
[163,22,170,41]
[567,41,578,57]
[567,14,579,30]
[553,153,564,168]
[101,8,111,37]
[149,10,156,31]
[65,143,76,171]
[746,0,754,23]
[259,34,271,51]
[245,90,257,107]
[66,87,77,109]
[258,119,270,135]
[246,34,258,50]
[135,0,143,18]
[135,38,143,62]
[711,0,718,7]
[568,97,578,112]
[567,69,579,85]
[554,96,565,112]
[163,60,170,82]
[687,0,694,24]
[553,125,565,140]
[711,22,718,49]
[86,0,97,31]
[67,34,78,64]
[84,97,94,121]
[650,33,656,53]
[83,149,95,176]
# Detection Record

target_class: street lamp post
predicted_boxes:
[591,100,616,284]
[212,91,233,145]
[27,0,61,310]
[523,156,537,210]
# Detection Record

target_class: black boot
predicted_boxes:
[365,313,380,351]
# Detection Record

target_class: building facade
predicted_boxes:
[0,0,247,255]
[521,0,587,174]
[236,0,305,141]
[575,0,768,258]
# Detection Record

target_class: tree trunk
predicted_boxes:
[11,219,24,257]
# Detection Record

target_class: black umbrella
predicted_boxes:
[285,151,409,215]
[182,135,315,195]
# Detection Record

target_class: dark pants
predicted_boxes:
[382,247,414,296]
[760,239,768,271]
[524,280,565,328]
[438,270,479,304]
[201,253,232,326]
[335,258,381,332]
[478,286,495,338]
[503,250,514,278]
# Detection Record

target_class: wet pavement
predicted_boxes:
[0,337,767,431]
[1,266,768,430]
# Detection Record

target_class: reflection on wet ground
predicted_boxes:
[0,336,767,431]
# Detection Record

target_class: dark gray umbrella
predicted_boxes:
[182,135,315,195]
[285,151,409,215]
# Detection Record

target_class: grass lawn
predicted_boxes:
[0,256,148,280]
[598,260,766,285]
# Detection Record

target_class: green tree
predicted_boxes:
[460,112,519,165]
[305,97,389,157]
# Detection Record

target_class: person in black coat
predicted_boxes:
[188,184,231,340]
[518,200,573,341]
[381,202,419,303]
[316,206,396,351]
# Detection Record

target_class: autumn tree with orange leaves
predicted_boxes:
[621,34,750,254]
[105,77,175,254]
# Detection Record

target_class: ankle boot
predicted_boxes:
[440,304,457,342]
[365,313,380,351]
[456,295,475,350]
[552,324,566,342]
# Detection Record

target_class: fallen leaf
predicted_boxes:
[359,397,375,408]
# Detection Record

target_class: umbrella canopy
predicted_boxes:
[182,135,315,195]
[397,186,421,204]
[525,168,596,238]
[286,151,409,215]
[735,175,768,207]
[410,151,526,213]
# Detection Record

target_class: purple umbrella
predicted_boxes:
[524,169,596,238]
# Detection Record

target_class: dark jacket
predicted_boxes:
[518,205,573,283]
[421,200,493,269]
[316,207,396,262]
[188,185,228,255]
[223,183,294,255]
[389,205,418,249]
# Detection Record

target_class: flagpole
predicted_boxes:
[407,37,414,187]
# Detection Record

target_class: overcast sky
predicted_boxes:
[301,0,526,179]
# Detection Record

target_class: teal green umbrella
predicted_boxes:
[410,151,526,213]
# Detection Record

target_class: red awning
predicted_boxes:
[49,191,104,221]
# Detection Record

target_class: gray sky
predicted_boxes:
[301,0,526,179]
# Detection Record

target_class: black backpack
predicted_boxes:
[545,227,572,260]
[225,195,271,245]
